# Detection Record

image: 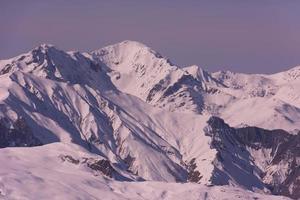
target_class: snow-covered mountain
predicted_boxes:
[92,40,300,132]
[0,41,299,199]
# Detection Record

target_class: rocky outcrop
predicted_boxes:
[87,159,116,178]
[59,155,125,180]
[187,158,202,183]
[0,118,42,148]
[236,127,300,199]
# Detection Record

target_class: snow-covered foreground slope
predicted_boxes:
[0,41,299,199]
[0,143,290,200]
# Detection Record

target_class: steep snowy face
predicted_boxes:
[204,116,300,199]
[184,65,225,89]
[0,45,191,182]
[0,44,113,88]
[91,40,176,97]
[92,40,206,113]
[203,117,268,191]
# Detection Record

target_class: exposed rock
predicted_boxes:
[87,159,116,178]
[60,155,80,164]
[0,118,42,148]
[0,64,12,75]
[187,158,202,183]
[60,154,125,180]
[204,116,300,199]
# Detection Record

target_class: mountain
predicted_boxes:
[91,41,300,132]
[211,68,300,132]
[0,41,299,199]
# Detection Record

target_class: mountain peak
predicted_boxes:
[33,43,56,52]
[183,65,224,87]
[92,40,165,59]
[91,40,169,72]
[118,40,149,49]
[39,43,55,48]
[184,65,205,75]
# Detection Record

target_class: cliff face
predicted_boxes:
[0,117,42,148]
[205,116,300,199]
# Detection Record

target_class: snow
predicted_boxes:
[0,143,290,200]
[208,67,300,131]
[0,86,9,102]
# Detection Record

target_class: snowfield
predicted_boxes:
[0,41,299,199]
[0,143,290,200]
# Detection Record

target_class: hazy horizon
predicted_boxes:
[1,0,300,74]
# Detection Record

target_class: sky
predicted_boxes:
[1,0,300,74]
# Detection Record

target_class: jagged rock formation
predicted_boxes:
[204,116,300,199]
[0,117,42,148]
[60,154,134,181]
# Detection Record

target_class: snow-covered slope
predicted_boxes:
[92,41,209,113]
[0,41,299,199]
[0,143,290,200]
[212,68,300,131]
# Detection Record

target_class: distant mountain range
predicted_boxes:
[0,41,299,199]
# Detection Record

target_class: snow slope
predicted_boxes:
[0,143,290,200]
[212,68,300,131]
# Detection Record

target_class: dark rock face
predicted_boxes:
[162,75,196,98]
[277,159,300,200]
[60,155,80,164]
[0,64,13,75]
[235,127,300,199]
[205,116,300,199]
[146,81,165,102]
[123,154,136,174]
[146,73,205,113]
[89,62,102,72]
[60,154,133,181]
[0,118,42,148]
[205,117,266,191]
[187,158,202,183]
[87,159,116,178]
[235,127,292,150]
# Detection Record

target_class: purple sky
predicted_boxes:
[1,0,300,74]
